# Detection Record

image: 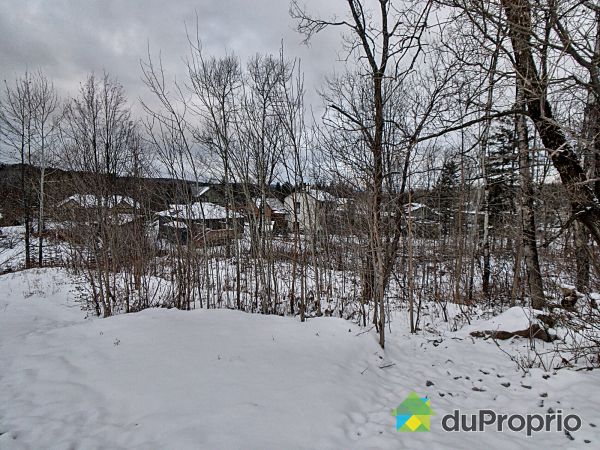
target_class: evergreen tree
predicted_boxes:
[487,119,518,227]
[434,156,460,235]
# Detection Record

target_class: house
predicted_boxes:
[250,197,288,233]
[404,203,441,237]
[284,188,337,233]
[191,185,226,204]
[404,203,440,222]
[55,194,140,226]
[156,201,243,246]
[57,194,139,212]
[329,196,357,234]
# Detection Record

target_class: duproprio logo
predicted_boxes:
[391,392,435,432]
[391,393,582,436]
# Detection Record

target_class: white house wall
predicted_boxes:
[284,193,323,233]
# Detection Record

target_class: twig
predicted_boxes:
[355,325,375,336]
[379,363,396,369]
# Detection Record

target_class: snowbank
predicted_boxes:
[1,270,599,449]
[0,269,380,449]
[457,306,545,337]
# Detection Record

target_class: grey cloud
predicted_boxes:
[0,0,346,111]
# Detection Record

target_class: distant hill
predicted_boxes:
[0,164,285,225]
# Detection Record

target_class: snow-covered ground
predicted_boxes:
[0,227,27,273]
[1,268,599,449]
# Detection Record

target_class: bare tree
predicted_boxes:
[185,37,245,306]
[31,72,59,267]
[60,72,142,317]
[292,0,468,347]
[0,72,36,267]
[469,0,600,245]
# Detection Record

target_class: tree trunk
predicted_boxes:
[21,156,31,268]
[577,57,600,292]
[574,222,590,293]
[515,90,545,309]
[38,147,45,267]
[373,72,386,348]
[501,0,600,245]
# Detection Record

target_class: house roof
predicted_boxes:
[307,188,336,202]
[157,202,241,221]
[404,203,426,212]
[57,194,138,209]
[285,188,337,203]
[404,203,439,215]
[191,185,211,198]
[162,220,188,229]
[253,197,287,215]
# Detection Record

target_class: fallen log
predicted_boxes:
[470,323,556,343]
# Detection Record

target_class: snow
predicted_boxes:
[161,220,188,229]
[293,188,337,203]
[405,202,427,212]
[191,185,211,198]
[1,269,600,449]
[156,202,241,221]
[308,188,336,202]
[0,228,24,272]
[109,213,137,226]
[253,197,287,214]
[457,306,544,336]
[57,194,138,209]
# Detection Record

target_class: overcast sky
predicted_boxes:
[0,0,346,114]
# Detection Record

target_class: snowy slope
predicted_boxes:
[1,269,599,449]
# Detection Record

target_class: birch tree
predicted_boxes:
[31,72,59,267]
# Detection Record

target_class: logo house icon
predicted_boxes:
[391,392,435,432]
